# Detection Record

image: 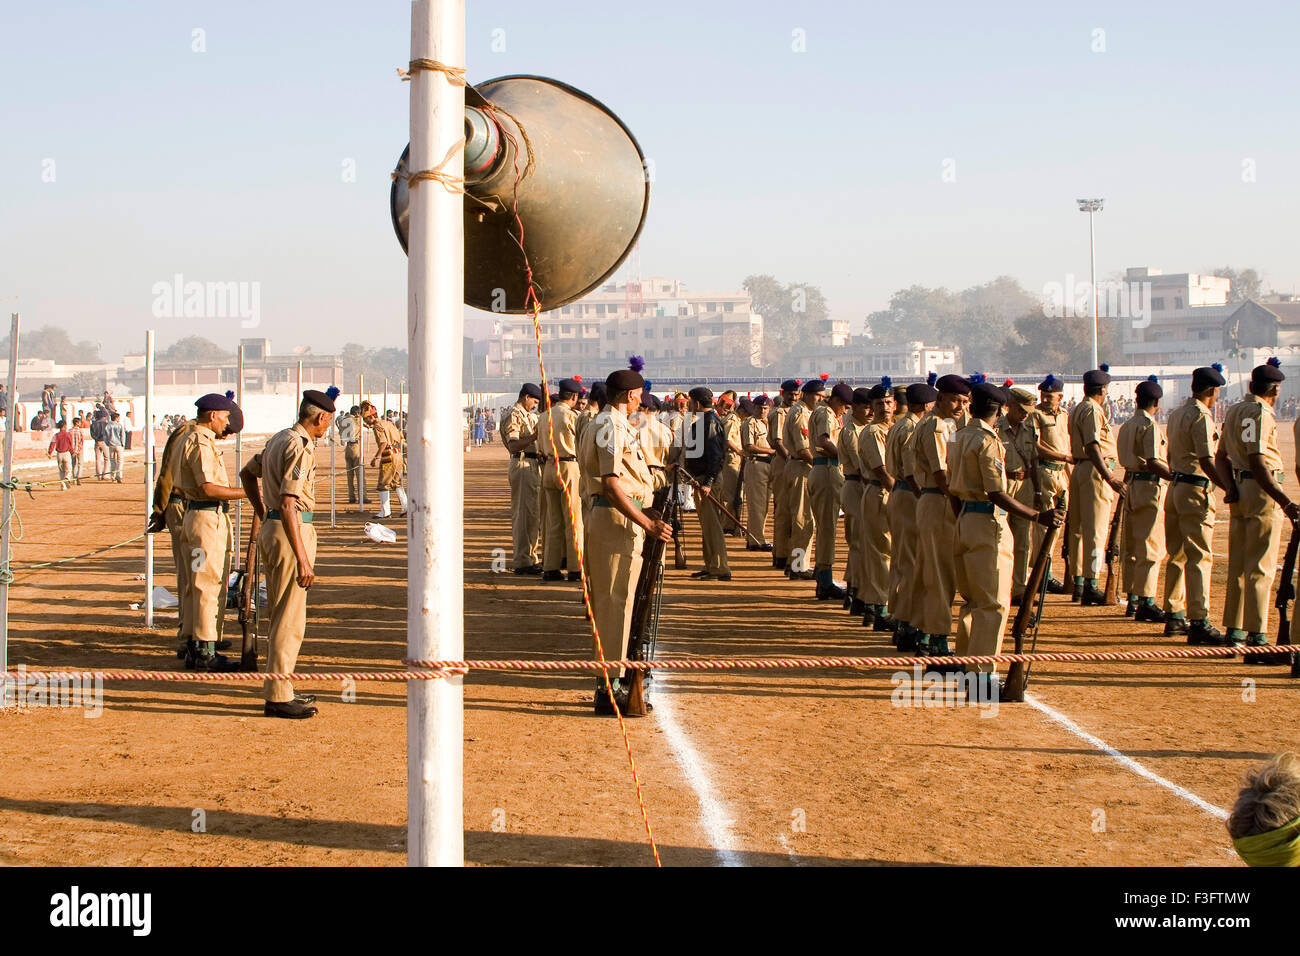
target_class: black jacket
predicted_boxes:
[683,410,724,485]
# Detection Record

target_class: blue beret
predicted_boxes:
[1192,365,1227,392]
[801,379,826,394]
[906,383,938,405]
[1038,374,1064,393]
[520,383,544,400]
[195,392,236,412]
[830,382,854,404]
[780,379,801,392]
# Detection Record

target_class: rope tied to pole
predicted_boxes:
[398,58,467,86]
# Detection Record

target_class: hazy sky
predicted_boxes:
[3,0,1298,361]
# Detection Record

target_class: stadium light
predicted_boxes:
[1077,198,1105,369]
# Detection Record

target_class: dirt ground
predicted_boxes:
[1,427,1296,867]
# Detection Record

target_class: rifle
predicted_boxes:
[1004,513,1063,702]
[670,468,687,570]
[1102,482,1127,606]
[730,456,746,527]
[1270,518,1300,673]
[238,514,261,671]
[679,470,765,549]
[625,485,677,716]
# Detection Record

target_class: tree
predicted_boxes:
[1212,266,1264,303]
[1002,310,1122,375]
[341,343,410,387]
[0,325,100,363]
[742,274,830,368]
[158,335,233,363]
[865,286,961,345]
[70,370,104,397]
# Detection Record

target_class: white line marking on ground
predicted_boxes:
[1025,694,1228,820]
[652,676,744,866]
[776,831,804,866]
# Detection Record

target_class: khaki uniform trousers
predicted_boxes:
[716,459,742,533]
[859,483,891,606]
[180,508,232,644]
[954,510,1014,675]
[542,459,583,573]
[508,457,542,568]
[344,443,364,502]
[1031,463,1069,565]
[785,460,815,569]
[1007,477,1036,598]
[586,504,645,676]
[1223,480,1284,634]
[1163,481,1216,620]
[839,477,865,590]
[809,463,843,570]
[378,453,403,491]
[697,483,731,575]
[914,491,957,637]
[259,518,318,703]
[744,458,772,547]
[1122,477,1166,599]
[770,456,792,559]
[887,487,919,622]
[165,499,193,648]
[1067,461,1115,580]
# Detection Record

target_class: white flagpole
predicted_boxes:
[0,314,20,670]
[144,330,155,629]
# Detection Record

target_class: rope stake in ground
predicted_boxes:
[7,642,1296,684]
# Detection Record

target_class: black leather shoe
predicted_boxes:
[817,584,846,601]
[216,639,232,650]
[842,590,854,610]
[1071,583,1083,602]
[1134,603,1165,623]
[1187,621,1228,645]
[566,571,582,582]
[690,569,713,579]
[1010,594,1023,607]
[265,699,318,719]
[188,648,239,672]
[848,598,868,616]
[513,564,543,576]
[788,569,815,581]
[873,613,897,632]
[1164,616,1190,636]
[715,572,732,582]
[541,570,564,582]
[1080,587,1107,606]
[295,693,317,704]
[773,557,787,570]
[1045,577,1068,595]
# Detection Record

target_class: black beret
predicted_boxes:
[906,383,938,405]
[226,404,244,435]
[1252,358,1285,386]
[752,394,771,407]
[852,387,873,405]
[688,386,714,405]
[780,379,801,392]
[1082,365,1111,387]
[971,382,1009,407]
[303,386,339,413]
[588,381,607,403]
[558,377,582,395]
[801,379,826,394]
[1191,364,1226,392]
[1038,374,1064,393]
[935,374,971,396]
[830,382,854,404]
[866,384,889,401]
[520,383,544,400]
[737,398,755,416]
[195,392,236,412]
[606,369,644,393]
[1135,376,1163,402]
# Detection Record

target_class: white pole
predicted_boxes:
[358,372,366,515]
[1089,209,1098,370]
[296,360,303,409]
[144,330,155,629]
[235,344,244,560]
[0,314,19,672]
[407,0,465,867]
[384,378,389,420]
[330,378,337,529]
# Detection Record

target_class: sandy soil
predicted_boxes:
[0,430,1296,866]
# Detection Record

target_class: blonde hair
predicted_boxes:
[1228,752,1300,839]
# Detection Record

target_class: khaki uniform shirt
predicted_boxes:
[177,423,228,499]
[767,404,789,454]
[808,403,840,460]
[156,419,198,509]
[574,405,598,448]
[886,412,921,482]
[911,412,957,489]
[721,412,742,465]
[246,423,318,512]
[578,406,653,504]
[1031,405,1069,461]
[838,419,864,476]
[637,412,674,470]
[371,418,403,461]
[1118,408,1166,474]
[1069,399,1117,464]
[949,419,1007,503]
[504,402,538,456]
[537,402,578,459]
[741,415,769,455]
[1222,394,1282,475]
[784,402,813,458]
[1166,398,1219,476]
[859,420,890,481]
[997,416,1036,478]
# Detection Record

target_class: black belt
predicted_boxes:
[1173,472,1209,488]
[866,479,884,487]
[1237,469,1283,482]
[521,452,539,460]
[555,455,577,462]
[266,509,314,523]
[1040,461,1066,471]
[592,493,643,509]
[920,487,943,495]
[960,500,1004,516]
[185,500,230,514]
[168,492,183,504]
[1129,472,1158,482]
[894,479,915,494]
[812,456,837,466]
[751,455,773,463]
[844,474,862,482]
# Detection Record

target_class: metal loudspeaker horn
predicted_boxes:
[391,74,649,314]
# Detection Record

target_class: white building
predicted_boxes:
[790,339,960,379]
[1119,267,1235,365]
[487,276,764,380]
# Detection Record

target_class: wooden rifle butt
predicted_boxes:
[624,670,648,717]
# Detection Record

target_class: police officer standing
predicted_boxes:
[177,392,246,671]
[1218,358,1299,652]
[503,383,544,574]
[338,405,366,505]
[857,378,896,631]
[999,386,1040,604]
[684,386,730,580]
[838,387,870,613]
[362,400,406,518]
[886,377,935,649]
[1067,366,1125,605]
[1030,375,1072,593]
[1163,364,1230,642]
[742,394,776,551]
[537,377,585,583]
[1117,376,1171,621]
[767,380,800,571]
[783,379,822,580]
[578,363,673,714]
[240,387,338,718]
[809,381,851,600]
